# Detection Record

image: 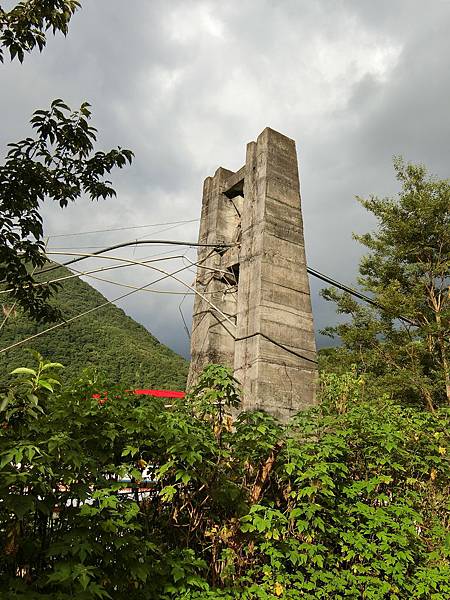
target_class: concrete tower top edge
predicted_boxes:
[205,127,298,185]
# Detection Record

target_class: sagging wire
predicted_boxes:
[44,250,236,329]
[178,292,191,341]
[37,239,235,276]
[47,222,199,251]
[0,255,186,296]
[0,259,201,354]
[45,218,200,238]
[0,250,237,354]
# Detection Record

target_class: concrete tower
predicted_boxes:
[188,128,317,421]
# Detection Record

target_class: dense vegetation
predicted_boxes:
[0,360,449,599]
[0,264,188,390]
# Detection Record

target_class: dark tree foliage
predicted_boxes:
[1,3,133,321]
[0,0,80,64]
[321,159,449,411]
[0,100,133,321]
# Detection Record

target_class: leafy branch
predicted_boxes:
[0,99,133,321]
[0,0,80,64]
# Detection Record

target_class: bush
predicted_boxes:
[0,361,449,598]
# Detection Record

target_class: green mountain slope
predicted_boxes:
[0,264,189,390]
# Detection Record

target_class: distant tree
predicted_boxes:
[0,2,133,321]
[322,159,449,411]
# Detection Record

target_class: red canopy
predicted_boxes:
[134,389,185,398]
[92,389,185,401]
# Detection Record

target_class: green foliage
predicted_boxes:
[321,159,450,410]
[0,1,80,64]
[190,364,240,438]
[0,264,189,390]
[0,361,449,598]
[1,3,133,321]
[0,100,133,321]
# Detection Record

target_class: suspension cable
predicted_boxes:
[43,251,236,329]
[46,218,200,238]
[38,239,235,275]
[306,266,416,326]
[0,251,237,354]
[0,255,186,296]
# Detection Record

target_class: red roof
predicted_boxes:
[92,389,185,401]
[134,389,185,398]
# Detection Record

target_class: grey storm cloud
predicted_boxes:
[1,0,449,357]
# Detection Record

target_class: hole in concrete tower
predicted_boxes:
[230,193,244,218]
[220,263,239,287]
[229,263,240,283]
[224,178,244,200]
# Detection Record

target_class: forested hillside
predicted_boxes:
[0,264,189,390]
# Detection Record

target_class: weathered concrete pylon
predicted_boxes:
[188,128,317,421]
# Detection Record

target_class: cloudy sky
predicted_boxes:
[1,0,449,358]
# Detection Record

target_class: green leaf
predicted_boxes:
[41,362,64,371]
[0,395,10,412]
[37,379,54,392]
[160,485,177,502]
[10,367,36,376]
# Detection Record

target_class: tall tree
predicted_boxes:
[322,159,449,411]
[0,2,133,321]
[0,100,133,321]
